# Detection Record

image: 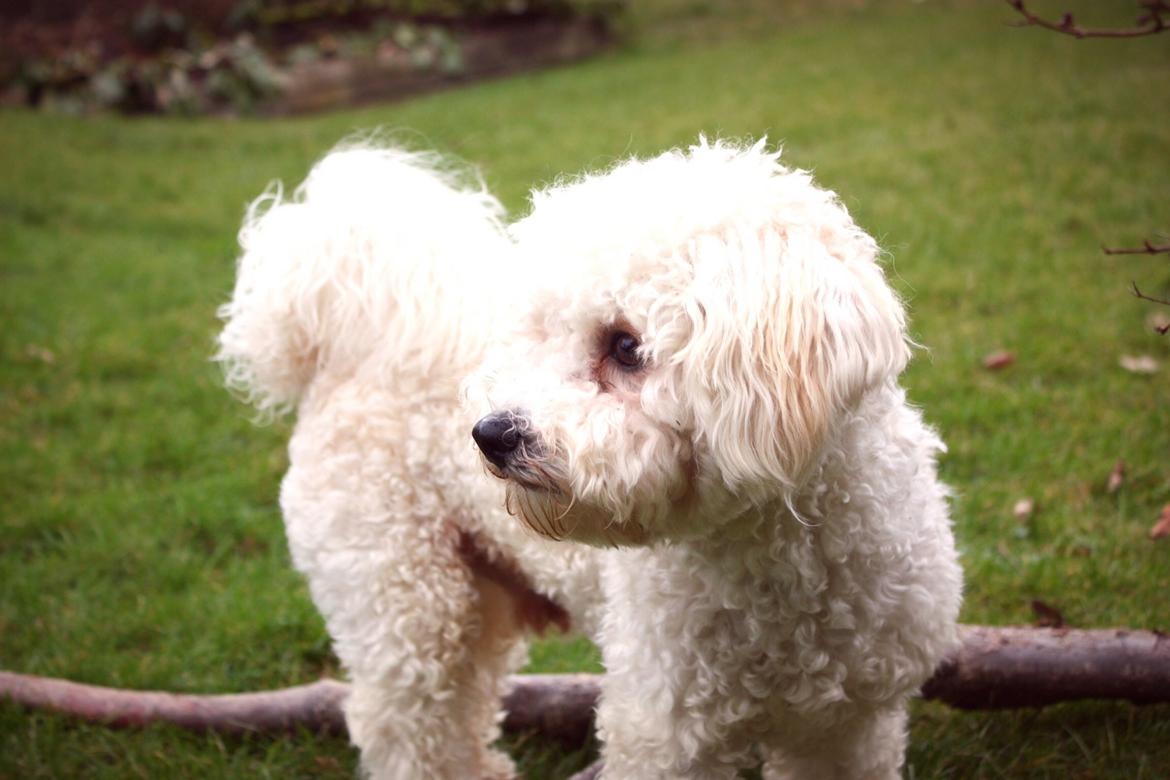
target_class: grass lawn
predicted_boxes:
[3,1,1170,777]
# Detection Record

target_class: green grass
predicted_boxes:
[3,1,1170,776]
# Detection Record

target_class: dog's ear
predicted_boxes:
[678,213,909,494]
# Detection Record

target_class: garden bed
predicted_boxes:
[270,15,610,115]
[0,1,618,115]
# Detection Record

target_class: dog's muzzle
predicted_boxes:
[472,410,527,469]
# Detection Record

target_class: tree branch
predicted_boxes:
[0,673,349,734]
[1005,0,1170,39]
[4,626,1170,746]
[921,625,1170,708]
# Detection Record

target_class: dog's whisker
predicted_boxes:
[515,489,537,534]
[565,511,582,538]
[544,494,569,540]
[521,489,556,540]
[523,493,545,538]
[550,494,576,540]
[548,509,566,540]
[545,502,565,541]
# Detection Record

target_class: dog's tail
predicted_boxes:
[216,145,510,415]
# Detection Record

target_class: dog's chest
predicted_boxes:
[606,526,884,710]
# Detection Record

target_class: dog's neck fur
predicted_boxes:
[685,382,927,557]
[598,383,952,710]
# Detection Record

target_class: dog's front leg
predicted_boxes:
[592,555,761,780]
[594,646,762,780]
[760,706,909,780]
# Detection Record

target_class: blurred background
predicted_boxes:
[2,1,1169,776]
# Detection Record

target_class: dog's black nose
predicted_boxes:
[473,412,522,469]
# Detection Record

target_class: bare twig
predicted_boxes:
[1006,0,1170,38]
[1133,290,1170,331]
[1003,5,1169,329]
[1104,240,1170,255]
[1131,281,1170,311]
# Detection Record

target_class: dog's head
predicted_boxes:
[470,139,909,546]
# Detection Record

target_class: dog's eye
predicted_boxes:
[608,331,643,370]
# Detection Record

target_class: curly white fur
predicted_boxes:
[217,144,603,780]
[471,139,963,779]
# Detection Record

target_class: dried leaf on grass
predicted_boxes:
[983,350,1016,370]
[1013,498,1035,521]
[24,344,55,364]
[1031,599,1065,629]
[1150,505,1170,541]
[1106,459,1125,494]
[1119,354,1159,374]
[1146,311,1170,335]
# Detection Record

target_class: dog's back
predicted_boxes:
[216,145,512,416]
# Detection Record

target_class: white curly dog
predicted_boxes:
[469,139,962,779]
[218,137,961,780]
[216,147,604,780]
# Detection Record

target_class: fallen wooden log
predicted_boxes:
[922,625,1170,708]
[501,673,600,745]
[3,626,1169,743]
[0,672,348,735]
[0,669,593,742]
